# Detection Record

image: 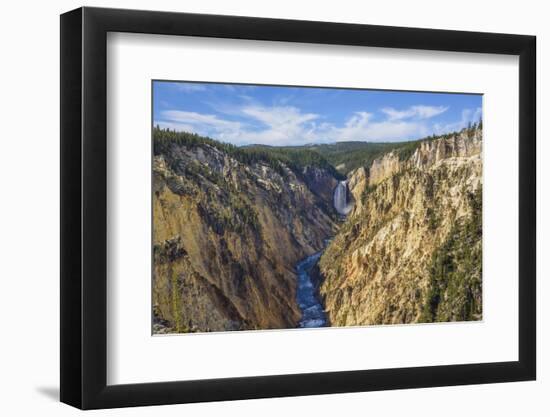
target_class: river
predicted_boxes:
[295,180,352,328]
[295,251,327,328]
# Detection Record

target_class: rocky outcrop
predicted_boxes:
[318,127,483,326]
[301,165,339,203]
[410,129,482,169]
[153,138,338,333]
[367,152,402,186]
[367,129,482,187]
[347,166,367,211]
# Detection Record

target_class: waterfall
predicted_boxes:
[334,180,352,215]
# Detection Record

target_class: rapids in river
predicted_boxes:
[295,251,327,328]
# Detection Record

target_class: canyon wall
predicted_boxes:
[319,128,483,326]
[153,139,338,333]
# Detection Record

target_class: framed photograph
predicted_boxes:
[60,7,536,409]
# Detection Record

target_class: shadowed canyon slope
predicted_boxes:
[152,130,339,332]
[319,127,483,326]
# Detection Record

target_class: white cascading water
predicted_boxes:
[333,180,352,215]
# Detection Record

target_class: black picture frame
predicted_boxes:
[60,6,536,410]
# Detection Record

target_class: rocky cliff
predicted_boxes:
[319,127,483,326]
[152,131,338,333]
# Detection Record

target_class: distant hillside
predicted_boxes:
[303,141,419,174]
[247,136,453,176]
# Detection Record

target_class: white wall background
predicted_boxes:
[0,0,546,415]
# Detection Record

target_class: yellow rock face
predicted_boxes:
[319,128,483,326]
[153,143,338,333]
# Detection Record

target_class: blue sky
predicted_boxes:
[153,81,482,146]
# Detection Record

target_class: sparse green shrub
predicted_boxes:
[421,187,482,322]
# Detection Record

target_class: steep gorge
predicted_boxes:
[152,125,483,333]
[152,131,339,333]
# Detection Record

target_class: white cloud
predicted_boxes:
[433,107,482,135]
[157,110,246,143]
[157,106,323,146]
[155,103,471,146]
[381,105,448,121]
[242,105,318,129]
[175,83,207,92]
[333,112,428,141]
[161,110,242,131]
[228,106,320,145]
